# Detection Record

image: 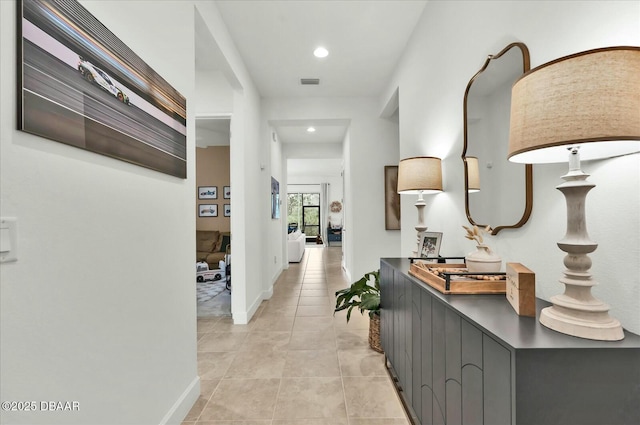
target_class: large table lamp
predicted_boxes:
[508,46,640,341]
[397,156,443,257]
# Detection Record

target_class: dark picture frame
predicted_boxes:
[384,166,401,230]
[199,204,218,217]
[17,0,187,178]
[420,232,443,258]
[271,177,280,219]
[223,186,231,199]
[223,204,231,217]
[198,186,217,200]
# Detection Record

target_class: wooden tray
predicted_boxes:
[409,261,506,294]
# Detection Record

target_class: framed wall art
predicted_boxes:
[17,0,187,178]
[198,186,217,199]
[223,204,231,217]
[420,232,443,258]
[271,177,280,219]
[223,186,231,199]
[199,204,218,217]
[384,166,401,230]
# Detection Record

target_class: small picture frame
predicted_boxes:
[224,204,231,217]
[198,186,217,199]
[420,232,443,258]
[223,186,231,199]
[199,204,218,217]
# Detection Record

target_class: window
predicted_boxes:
[287,192,320,240]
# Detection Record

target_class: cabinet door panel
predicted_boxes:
[446,380,462,425]
[432,301,446,425]
[411,281,422,417]
[445,307,462,425]
[403,276,413,403]
[380,263,393,357]
[393,271,405,383]
[461,320,482,368]
[462,364,483,425]
[421,289,433,425]
[483,335,512,425]
[445,308,462,382]
[461,320,483,425]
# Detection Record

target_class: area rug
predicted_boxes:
[196,279,226,303]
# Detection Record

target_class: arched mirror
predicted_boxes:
[462,42,533,234]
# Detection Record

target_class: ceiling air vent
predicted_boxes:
[300,78,320,85]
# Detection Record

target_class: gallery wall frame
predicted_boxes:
[199,204,218,217]
[384,166,401,230]
[223,186,231,199]
[17,0,187,178]
[198,186,217,199]
[224,204,231,217]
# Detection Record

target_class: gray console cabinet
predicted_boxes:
[380,258,640,425]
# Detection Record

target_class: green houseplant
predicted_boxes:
[334,270,382,352]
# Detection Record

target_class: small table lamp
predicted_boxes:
[397,156,443,257]
[465,156,481,193]
[508,46,640,341]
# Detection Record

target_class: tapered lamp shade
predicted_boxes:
[466,156,480,192]
[508,47,640,163]
[397,157,443,194]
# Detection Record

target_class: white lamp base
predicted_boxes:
[540,304,624,341]
[412,192,427,257]
[539,149,624,341]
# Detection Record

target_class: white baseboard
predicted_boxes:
[159,376,200,425]
[233,292,264,324]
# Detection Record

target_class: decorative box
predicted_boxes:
[505,262,536,316]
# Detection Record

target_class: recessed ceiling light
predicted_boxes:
[313,47,329,58]
[307,127,316,133]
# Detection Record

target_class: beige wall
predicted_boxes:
[196,146,231,231]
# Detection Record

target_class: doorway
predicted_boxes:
[287,192,320,242]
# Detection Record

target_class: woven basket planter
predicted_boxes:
[369,314,383,353]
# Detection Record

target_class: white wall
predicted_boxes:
[194,1,265,325]
[385,0,640,333]
[194,68,234,115]
[263,97,401,282]
[267,126,284,287]
[0,1,198,423]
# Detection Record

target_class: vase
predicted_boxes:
[466,244,502,273]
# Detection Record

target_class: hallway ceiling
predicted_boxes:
[196,1,425,174]
[214,0,427,99]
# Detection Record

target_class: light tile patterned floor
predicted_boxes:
[183,246,409,425]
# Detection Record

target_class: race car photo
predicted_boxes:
[77,56,130,105]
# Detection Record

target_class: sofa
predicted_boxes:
[196,230,231,269]
[287,230,305,262]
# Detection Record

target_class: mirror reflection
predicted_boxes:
[462,42,533,234]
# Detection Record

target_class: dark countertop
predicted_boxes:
[381,258,640,350]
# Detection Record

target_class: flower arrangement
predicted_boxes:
[462,225,492,246]
[463,225,501,272]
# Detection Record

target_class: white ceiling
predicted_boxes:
[214,0,427,99]
[196,1,426,173]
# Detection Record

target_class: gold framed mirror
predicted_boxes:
[462,42,533,234]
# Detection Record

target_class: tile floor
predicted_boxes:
[184,245,409,425]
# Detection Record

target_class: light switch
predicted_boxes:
[0,228,11,252]
[0,217,17,263]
